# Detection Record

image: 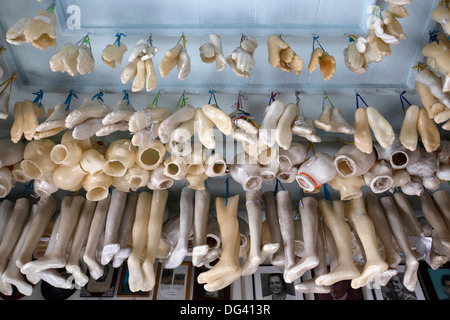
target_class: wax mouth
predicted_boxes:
[278,156,292,171]
[104,160,126,177]
[140,148,161,167]
[130,177,144,188]
[371,176,394,193]
[390,151,408,169]
[87,187,108,201]
[50,145,68,164]
[166,163,180,176]
[334,156,356,177]
[296,175,316,192]
[21,160,42,180]
[156,179,174,190]
[245,176,262,191]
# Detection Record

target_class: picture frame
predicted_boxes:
[253,265,303,300]
[80,263,119,298]
[373,264,425,300]
[152,262,192,300]
[306,268,368,300]
[418,261,450,300]
[117,263,151,298]
[193,266,231,300]
[241,274,255,300]
[314,280,364,301]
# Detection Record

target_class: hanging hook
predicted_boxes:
[147,33,153,46]
[295,90,304,115]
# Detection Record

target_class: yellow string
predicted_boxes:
[0,75,17,95]
[307,142,316,156]
[349,35,358,42]
[177,34,187,48]
[412,62,426,71]
[71,190,79,203]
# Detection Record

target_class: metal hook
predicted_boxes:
[147,33,153,46]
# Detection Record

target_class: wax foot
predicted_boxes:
[315,264,360,286]
[284,255,320,283]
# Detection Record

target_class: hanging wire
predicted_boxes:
[225,175,229,206]
[412,62,427,71]
[323,183,333,207]
[47,2,56,12]
[371,5,383,18]
[92,91,104,102]
[32,89,44,108]
[240,33,248,45]
[312,35,325,52]
[177,33,187,48]
[175,91,188,110]
[232,91,248,111]
[147,33,153,46]
[322,95,335,110]
[22,180,34,197]
[399,90,412,113]
[77,34,92,53]
[122,89,130,105]
[429,29,440,43]
[307,141,316,156]
[268,91,280,104]
[114,33,127,47]
[273,178,285,195]
[295,90,304,115]
[0,75,18,102]
[348,34,358,43]
[208,89,219,107]
[151,89,161,107]
[355,92,369,109]
[299,188,305,208]
[64,89,78,111]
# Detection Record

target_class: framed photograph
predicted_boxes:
[117,263,150,298]
[152,262,192,300]
[241,274,255,300]
[193,266,231,300]
[419,262,450,300]
[253,265,303,300]
[80,263,119,298]
[373,264,425,300]
[314,280,363,300]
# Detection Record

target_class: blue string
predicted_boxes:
[32,89,44,108]
[273,178,285,195]
[355,92,369,109]
[323,183,333,207]
[64,90,78,111]
[299,188,305,208]
[429,30,439,44]
[268,91,280,105]
[313,36,325,52]
[122,89,130,105]
[22,180,34,197]
[399,91,411,113]
[92,91,104,102]
[208,90,219,108]
[225,175,229,206]
[114,33,127,47]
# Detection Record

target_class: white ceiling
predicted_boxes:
[0,0,441,95]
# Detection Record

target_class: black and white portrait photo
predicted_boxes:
[253,266,303,300]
